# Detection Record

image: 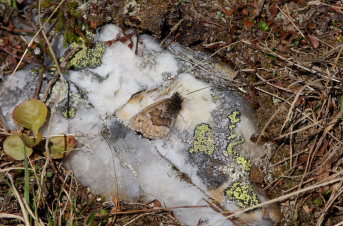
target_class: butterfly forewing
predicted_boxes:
[129,93,183,139]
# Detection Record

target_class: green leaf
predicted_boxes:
[314,197,324,206]
[20,134,35,147]
[3,134,33,160]
[45,136,77,159]
[13,99,48,135]
[99,209,107,215]
[21,133,43,148]
[257,20,270,31]
[86,212,95,226]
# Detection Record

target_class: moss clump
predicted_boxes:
[69,42,106,70]
[225,182,260,208]
[189,123,216,155]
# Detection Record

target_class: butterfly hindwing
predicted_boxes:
[129,93,183,139]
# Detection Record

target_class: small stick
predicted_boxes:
[276,5,305,39]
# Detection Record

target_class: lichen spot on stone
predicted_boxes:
[228,111,240,130]
[225,137,245,156]
[62,106,77,119]
[70,42,106,70]
[235,155,251,171]
[225,182,260,208]
[189,123,216,155]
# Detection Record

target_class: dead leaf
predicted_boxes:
[306,23,317,30]
[302,205,311,214]
[244,20,255,29]
[308,34,320,48]
[222,8,233,17]
[278,45,290,53]
[269,4,278,18]
[240,8,249,16]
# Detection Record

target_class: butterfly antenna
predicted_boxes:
[185,86,212,95]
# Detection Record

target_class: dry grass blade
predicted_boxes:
[276,5,305,38]
[316,182,343,226]
[6,174,30,226]
[0,213,25,223]
[0,0,67,97]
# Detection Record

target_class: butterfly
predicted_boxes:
[129,92,183,139]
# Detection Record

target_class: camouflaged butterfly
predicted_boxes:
[129,93,183,139]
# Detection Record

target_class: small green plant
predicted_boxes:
[2,99,77,160]
[0,0,17,8]
[257,20,270,32]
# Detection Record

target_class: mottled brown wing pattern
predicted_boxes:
[129,93,183,139]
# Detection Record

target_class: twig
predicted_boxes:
[0,25,35,33]
[0,213,25,223]
[276,5,305,38]
[122,213,153,226]
[0,0,67,97]
[107,205,209,216]
[7,174,30,226]
[316,182,343,226]
[160,18,184,46]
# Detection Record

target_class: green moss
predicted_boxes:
[225,182,260,208]
[67,1,80,17]
[189,123,216,155]
[69,42,106,70]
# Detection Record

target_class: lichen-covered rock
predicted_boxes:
[1,24,281,226]
[69,42,106,70]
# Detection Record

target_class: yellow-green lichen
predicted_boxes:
[235,155,251,171]
[69,42,106,70]
[227,132,238,140]
[62,106,77,119]
[225,182,260,208]
[189,123,216,155]
[228,111,240,130]
[225,137,245,155]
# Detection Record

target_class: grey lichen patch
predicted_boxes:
[211,94,220,103]
[45,81,69,105]
[69,42,106,70]
[45,80,85,119]
[225,182,260,208]
[189,123,216,155]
